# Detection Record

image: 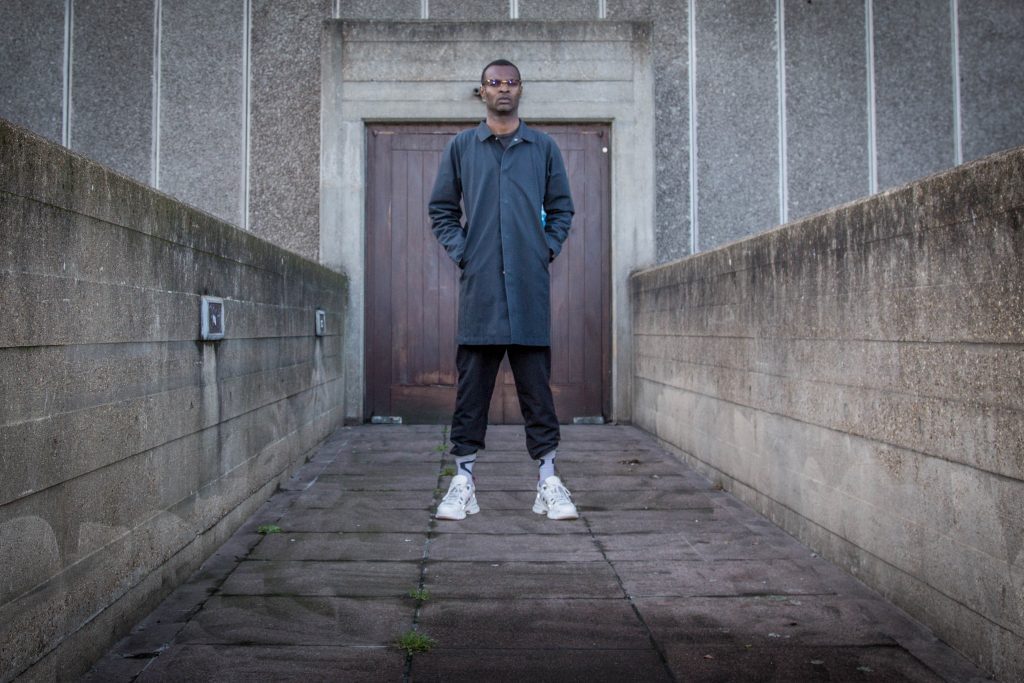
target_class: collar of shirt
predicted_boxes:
[474,120,537,144]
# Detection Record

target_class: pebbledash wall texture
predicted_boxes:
[1,1,1023,262]
[630,146,1024,681]
[0,118,348,681]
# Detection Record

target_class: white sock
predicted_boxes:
[455,453,477,479]
[538,451,557,482]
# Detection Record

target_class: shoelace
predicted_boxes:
[544,482,573,506]
[442,482,471,505]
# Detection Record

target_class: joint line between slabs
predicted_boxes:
[581,514,679,682]
[404,426,449,681]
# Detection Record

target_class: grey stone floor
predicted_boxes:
[84,425,991,682]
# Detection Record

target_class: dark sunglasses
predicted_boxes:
[482,78,521,88]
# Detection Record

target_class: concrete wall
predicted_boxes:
[630,145,1024,681]
[0,118,348,681]
[3,2,1023,261]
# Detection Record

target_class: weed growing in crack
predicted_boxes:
[407,588,430,602]
[257,524,282,535]
[394,630,436,655]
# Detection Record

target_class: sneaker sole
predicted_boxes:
[437,497,480,521]
[533,502,578,520]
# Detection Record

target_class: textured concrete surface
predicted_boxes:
[0,0,64,143]
[0,119,348,682]
[959,0,1024,162]
[694,0,779,247]
[784,0,868,221]
[631,144,1024,681]
[519,0,597,20]
[873,0,955,189]
[84,425,989,682]
[158,0,245,226]
[248,0,329,261]
[335,0,419,19]
[608,0,690,262]
[70,0,154,183]
[6,0,1024,267]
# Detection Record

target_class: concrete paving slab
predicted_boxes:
[250,532,427,562]
[468,474,558,491]
[134,644,404,682]
[433,511,592,535]
[561,473,710,492]
[584,509,719,534]
[321,456,442,473]
[294,486,435,510]
[219,560,422,597]
[659,643,948,683]
[596,532,706,561]
[437,489,536,511]
[613,558,843,598]
[685,525,815,561]
[579,489,719,511]
[85,424,991,682]
[316,471,441,491]
[175,595,409,646]
[427,533,602,562]
[277,506,432,533]
[415,598,651,650]
[408,649,674,683]
[423,561,621,599]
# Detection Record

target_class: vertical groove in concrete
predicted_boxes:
[865,0,877,195]
[950,0,963,165]
[242,0,252,231]
[687,0,698,253]
[150,0,162,188]
[61,0,73,148]
[775,0,788,225]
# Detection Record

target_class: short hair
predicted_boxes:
[481,59,521,83]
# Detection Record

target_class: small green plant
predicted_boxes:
[441,465,456,477]
[257,524,282,535]
[434,443,446,453]
[407,587,430,601]
[394,630,436,655]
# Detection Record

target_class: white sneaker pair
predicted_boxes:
[434,474,578,521]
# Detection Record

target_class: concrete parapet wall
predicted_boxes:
[630,146,1024,680]
[0,117,348,681]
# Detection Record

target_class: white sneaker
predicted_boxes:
[533,475,578,520]
[436,474,479,520]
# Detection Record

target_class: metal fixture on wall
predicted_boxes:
[200,295,225,340]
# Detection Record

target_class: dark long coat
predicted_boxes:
[428,121,574,346]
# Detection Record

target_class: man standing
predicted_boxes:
[428,59,578,521]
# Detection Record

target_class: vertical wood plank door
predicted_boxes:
[365,123,611,424]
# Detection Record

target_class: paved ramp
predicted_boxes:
[85,425,990,682]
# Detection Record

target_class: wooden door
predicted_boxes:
[365,123,610,424]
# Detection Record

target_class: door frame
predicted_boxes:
[319,19,656,424]
[363,122,613,424]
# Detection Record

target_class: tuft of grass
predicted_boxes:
[407,587,430,601]
[433,443,447,453]
[394,630,436,655]
[440,465,456,477]
[257,524,282,535]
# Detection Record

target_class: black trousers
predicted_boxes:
[449,345,560,460]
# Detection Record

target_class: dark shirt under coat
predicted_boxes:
[428,121,575,346]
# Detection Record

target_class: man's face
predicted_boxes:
[480,65,522,116]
